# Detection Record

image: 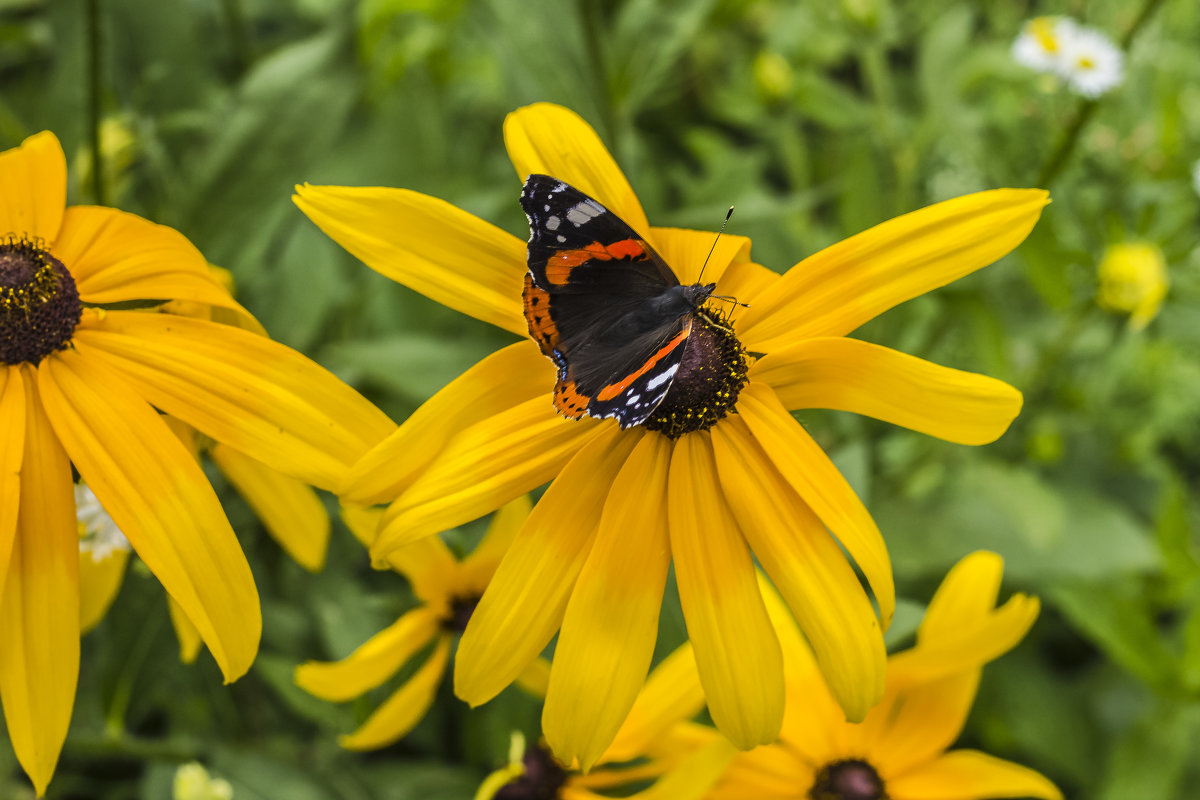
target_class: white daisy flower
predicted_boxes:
[1012,16,1077,73]
[75,483,132,563]
[1058,24,1124,97]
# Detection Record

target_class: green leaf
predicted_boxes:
[1049,580,1176,692]
[318,334,498,405]
[1098,702,1200,800]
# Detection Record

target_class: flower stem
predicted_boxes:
[579,0,618,159]
[85,0,106,206]
[103,604,165,738]
[859,42,914,214]
[1035,0,1166,187]
[220,0,251,77]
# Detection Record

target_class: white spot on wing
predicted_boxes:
[645,364,679,391]
[545,215,561,231]
[566,199,605,226]
[625,394,641,406]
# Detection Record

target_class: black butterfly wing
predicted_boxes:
[520,174,692,427]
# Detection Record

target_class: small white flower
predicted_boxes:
[1012,17,1077,73]
[1058,25,1124,97]
[75,483,131,563]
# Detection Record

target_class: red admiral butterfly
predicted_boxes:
[520,175,726,429]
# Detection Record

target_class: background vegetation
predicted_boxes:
[2,0,1198,797]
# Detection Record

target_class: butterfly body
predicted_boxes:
[520,174,715,428]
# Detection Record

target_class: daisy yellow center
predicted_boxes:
[643,305,748,439]
[1031,18,1059,52]
[0,235,82,365]
[809,759,887,800]
[1076,55,1095,71]
[494,744,568,800]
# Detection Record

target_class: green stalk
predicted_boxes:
[220,0,251,77]
[859,42,914,214]
[86,0,106,206]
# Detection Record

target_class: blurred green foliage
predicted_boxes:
[2,0,1199,797]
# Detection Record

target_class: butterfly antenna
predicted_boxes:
[696,206,735,286]
[697,206,750,309]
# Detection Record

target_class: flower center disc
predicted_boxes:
[643,306,748,439]
[443,594,480,634]
[494,745,568,800]
[0,236,81,365]
[809,759,887,800]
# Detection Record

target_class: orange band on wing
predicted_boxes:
[596,322,690,402]
[544,239,648,285]
[523,273,560,357]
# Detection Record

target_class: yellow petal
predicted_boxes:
[0,366,26,603]
[293,184,526,335]
[78,548,130,634]
[295,606,442,701]
[739,189,1050,349]
[0,131,65,243]
[920,551,1003,639]
[459,494,533,592]
[711,414,886,722]
[757,573,846,766]
[704,742,813,800]
[0,365,79,797]
[210,442,331,572]
[543,433,673,771]
[737,381,894,627]
[475,733,528,800]
[455,427,638,706]
[38,350,260,682]
[714,260,780,310]
[52,206,241,310]
[341,342,553,505]
[874,558,1040,772]
[338,636,451,751]
[382,535,458,608]
[863,670,981,775]
[887,594,1040,689]
[339,504,383,549]
[504,103,650,238]
[603,642,705,764]
[166,595,204,664]
[621,735,740,800]
[72,310,394,492]
[667,433,783,749]
[513,656,551,699]
[888,552,1040,688]
[371,396,604,558]
[475,734,528,800]
[887,749,1062,800]
[752,338,1023,445]
[650,226,750,287]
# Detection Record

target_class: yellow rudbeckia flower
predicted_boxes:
[297,103,1046,769]
[477,646,726,800]
[0,131,393,795]
[692,554,1060,800]
[295,496,532,750]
